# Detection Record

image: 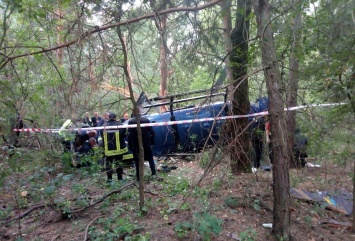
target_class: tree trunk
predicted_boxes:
[55,1,65,116]
[287,0,302,168]
[151,1,171,112]
[252,0,291,239]
[114,8,145,209]
[228,0,251,173]
[159,13,168,112]
[55,4,64,66]
[219,0,233,81]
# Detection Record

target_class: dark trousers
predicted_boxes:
[252,138,263,168]
[105,155,123,181]
[62,140,72,152]
[133,153,156,181]
[294,150,307,167]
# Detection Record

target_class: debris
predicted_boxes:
[262,223,273,229]
[157,164,178,172]
[226,232,241,240]
[262,165,271,171]
[157,165,171,173]
[290,189,353,215]
[20,191,28,197]
[320,219,352,230]
[252,166,271,173]
[305,163,321,168]
[231,232,241,240]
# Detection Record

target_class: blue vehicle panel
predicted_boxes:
[143,102,227,156]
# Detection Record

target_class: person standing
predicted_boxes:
[128,115,156,181]
[123,113,129,121]
[265,117,272,164]
[102,112,128,182]
[13,111,24,147]
[250,116,265,169]
[83,112,92,127]
[91,112,101,127]
[293,128,308,167]
[59,119,75,152]
[97,112,109,142]
[97,112,108,127]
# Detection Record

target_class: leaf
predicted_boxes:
[62,174,72,181]
[253,200,261,211]
[42,185,55,195]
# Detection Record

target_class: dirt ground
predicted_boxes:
[1,150,354,241]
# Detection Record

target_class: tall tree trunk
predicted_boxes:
[55,1,67,116]
[287,0,302,168]
[114,7,145,209]
[159,13,168,112]
[55,2,64,66]
[219,0,233,81]
[252,0,291,239]
[151,1,171,112]
[228,0,251,173]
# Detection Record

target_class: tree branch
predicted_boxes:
[83,216,102,241]
[0,0,223,71]
[73,181,136,213]
[2,182,135,224]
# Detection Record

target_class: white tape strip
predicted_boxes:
[12,102,346,133]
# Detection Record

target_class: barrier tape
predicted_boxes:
[12,102,347,133]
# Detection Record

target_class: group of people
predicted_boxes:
[80,111,131,128]
[61,111,156,183]
[80,112,103,127]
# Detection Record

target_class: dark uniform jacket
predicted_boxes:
[103,119,128,156]
[128,116,155,159]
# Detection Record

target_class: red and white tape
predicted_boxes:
[12,103,346,133]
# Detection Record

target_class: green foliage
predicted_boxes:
[194,212,223,240]
[199,151,210,169]
[175,212,223,241]
[239,228,257,241]
[0,1,354,240]
[89,216,143,241]
[162,177,189,196]
[193,186,209,197]
[303,215,312,227]
[224,196,238,207]
[174,221,194,239]
[253,199,261,211]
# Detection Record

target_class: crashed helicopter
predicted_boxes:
[130,88,268,157]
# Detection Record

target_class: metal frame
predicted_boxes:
[135,86,229,156]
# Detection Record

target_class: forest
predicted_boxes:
[0,0,354,240]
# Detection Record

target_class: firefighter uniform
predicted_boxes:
[103,113,128,182]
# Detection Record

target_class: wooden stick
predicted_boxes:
[83,216,102,241]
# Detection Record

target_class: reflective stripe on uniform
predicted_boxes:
[123,153,133,160]
[103,131,127,156]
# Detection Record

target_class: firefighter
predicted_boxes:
[102,112,128,183]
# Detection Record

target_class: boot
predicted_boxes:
[107,170,113,183]
[116,167,123,181]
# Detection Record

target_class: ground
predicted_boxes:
[0,147,354,241]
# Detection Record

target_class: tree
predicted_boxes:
[227,0,252,173]
[150,1,173,112]
[286,0,302,168]
[252,0,291,239]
